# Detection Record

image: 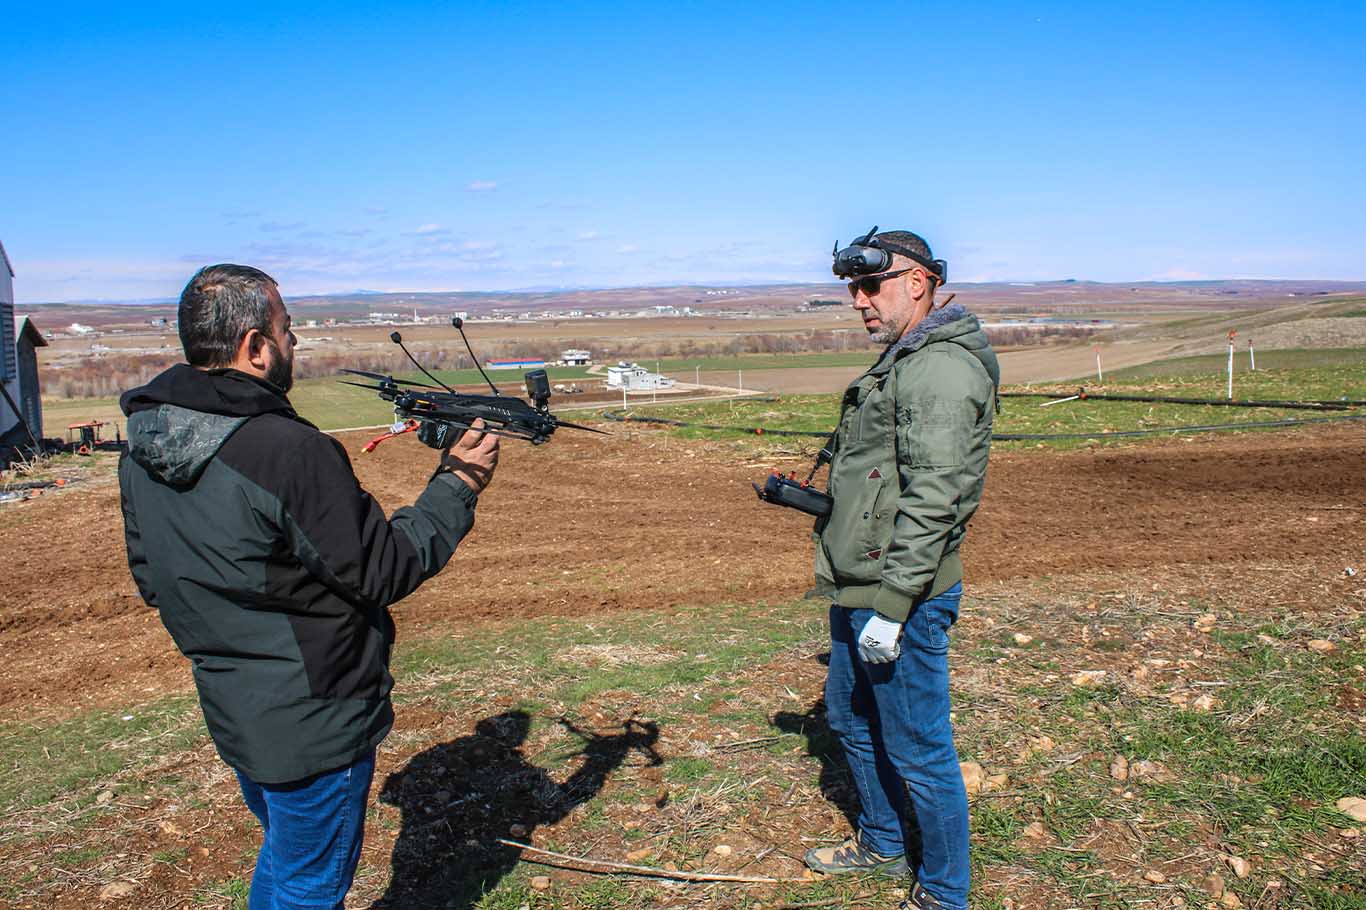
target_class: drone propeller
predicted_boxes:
[554,418,611,436]
[338,379,397,394]
[340,369,441,389]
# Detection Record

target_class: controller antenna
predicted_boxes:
[389,331,455,392]
[451,317,501,395]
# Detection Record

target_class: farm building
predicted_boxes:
[560,349,592,366]
[486,358,547,370]
[1,241,49,453]
[606,362,676,391]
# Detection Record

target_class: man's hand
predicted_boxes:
[439,419,500,494]
[858,614,903,663]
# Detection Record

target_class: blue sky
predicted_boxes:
[6,1,1365,302]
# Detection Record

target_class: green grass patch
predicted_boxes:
[0,695,205,812]
[613,358,1364,451]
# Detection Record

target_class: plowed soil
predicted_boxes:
[1,423,1363,720]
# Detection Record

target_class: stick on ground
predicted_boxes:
[497,838,803,884]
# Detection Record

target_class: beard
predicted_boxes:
[264,339,294,393]
[867,314,904,345]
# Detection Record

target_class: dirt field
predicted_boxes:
[2,421,1362,723]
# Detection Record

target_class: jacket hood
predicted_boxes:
[877,303,1000,387]
[121,365,298,486]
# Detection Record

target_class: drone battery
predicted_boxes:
[417,420,458,449]
[754,473,833,518]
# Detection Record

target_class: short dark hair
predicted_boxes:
[177,264,279,367]
[874,230,933,262]
[875,230,940,289]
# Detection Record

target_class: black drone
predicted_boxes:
[341,317,608,451]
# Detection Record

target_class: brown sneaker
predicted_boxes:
[803,834,909,877]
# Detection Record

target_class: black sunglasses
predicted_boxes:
[846,268,914,298]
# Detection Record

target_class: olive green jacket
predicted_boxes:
[813,305,998,622]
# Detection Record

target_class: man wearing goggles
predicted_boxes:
[804,227,998,910]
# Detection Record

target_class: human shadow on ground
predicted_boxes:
[772,657,924,872]
[373,710,661,909]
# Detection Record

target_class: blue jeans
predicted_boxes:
[235,751,376,910]
[825,585,969,910]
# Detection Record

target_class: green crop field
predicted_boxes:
[612,359,1366,451]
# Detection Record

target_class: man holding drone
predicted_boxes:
[802,228,998,910]
[118,264,499,910]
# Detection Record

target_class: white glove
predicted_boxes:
[858,614,903,663]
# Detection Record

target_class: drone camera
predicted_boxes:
[524,369,552,408]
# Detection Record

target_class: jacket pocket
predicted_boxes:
[822,471,893,573]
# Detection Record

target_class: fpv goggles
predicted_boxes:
[832,225,948,286]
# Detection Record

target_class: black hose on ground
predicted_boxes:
[601,409,1366,441]
[1000,389,1365,410]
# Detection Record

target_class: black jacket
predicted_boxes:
[118,365,477,783]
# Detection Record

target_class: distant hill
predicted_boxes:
[21,279,1366,328]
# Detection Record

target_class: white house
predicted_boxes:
[605,361,676,391]
[560,349,592,366]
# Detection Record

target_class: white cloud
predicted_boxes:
[575,231,601,242]
[615,244,639,254]
[413,223,443,235]
[466,180,498,192]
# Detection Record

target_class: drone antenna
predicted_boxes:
[389,331,455,392]
[451,317,501,395]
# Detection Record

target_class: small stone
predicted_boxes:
[1170,896,1186,908]
[1223,854,1251,879]
[984,773,1010,792]
[1202,874,1226,897]
[1192,693,1218,712]
[802,868,818,881]
[959,761,986,795]
[1013,633,1033,645]
[712,844,733,857]
[626,847,652,862]
[1130,760,1175,782]
[508,823,528,838]
[1307,640,1336,654]
[1336,797,1366,822]
[1144,870,1167,883]
[530,876,552,891]
[1110,755,1130,781]
[1071,670,1107,687]
[1131,665,1151,682]
[99,881,137,901]
[1022,821,1047,840]
[158,820,182,836]
[1030,735,1056,752]
[1195,614,1217,632]
[1340,827,1360,839]
[1220,892,1242,909]
[95,790,114,805]
[433,789,451,803]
